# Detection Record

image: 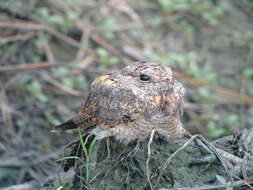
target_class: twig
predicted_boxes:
[0,61,107,74]
[0,87,15,139]
[109,0,140,21]
[233,174,253,189]
[41,72,84,97]
[146,129,156,190]
[97,21,143,31]
[175,72,253,106]
[0,62,60,72]
[39,32,55,62]
[0,21,86,50]
[70,54,96,75]
[193,135,231,179]
[74,23,92,63]
[0,22,45,31]
[215,148,242,165]
[154,135,199,189]
[0,33,34,45]
[90,33,122,57]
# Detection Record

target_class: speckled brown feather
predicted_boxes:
[52,61,188,144]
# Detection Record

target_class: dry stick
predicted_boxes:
[90,34,122,57]
[233,174,253,189]
[47,27,83,50]
[39,32,55,63]
[99,21,143,31]
[0,62,60,72]
[0,22,84,50]
[41,72,84,97]
[0,87,15,139]
[215,148,242,165]
[106,138,111,159]
[70,53,96,75]
[0,32,34,45]
[153,135,199,189]
[0,61,107,73]
[191,135,234,180]
[175,72,253,107]
[153,134,239,189]
[74,24,91,63]
[146,129,156,190]
[242,153,249,180]
[89,33,131,64]
[126,142,140,157]
[192,135,231,179]
[0,22,45,31]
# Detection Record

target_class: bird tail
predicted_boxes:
[51,118,78,132]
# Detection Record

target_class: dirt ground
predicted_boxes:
[54,129,253,190]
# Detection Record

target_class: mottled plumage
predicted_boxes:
[52,62,187,144]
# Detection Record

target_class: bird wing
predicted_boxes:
[51,92,98,132]
[91,74,146,128]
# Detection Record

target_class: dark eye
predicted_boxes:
[140,74,150,81]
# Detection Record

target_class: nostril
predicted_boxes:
[166,77,174,83]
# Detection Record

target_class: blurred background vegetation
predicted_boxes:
[0,0,253,189]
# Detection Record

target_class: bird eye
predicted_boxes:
[140,74,150,81]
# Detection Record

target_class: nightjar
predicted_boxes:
[52,61,188,144]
